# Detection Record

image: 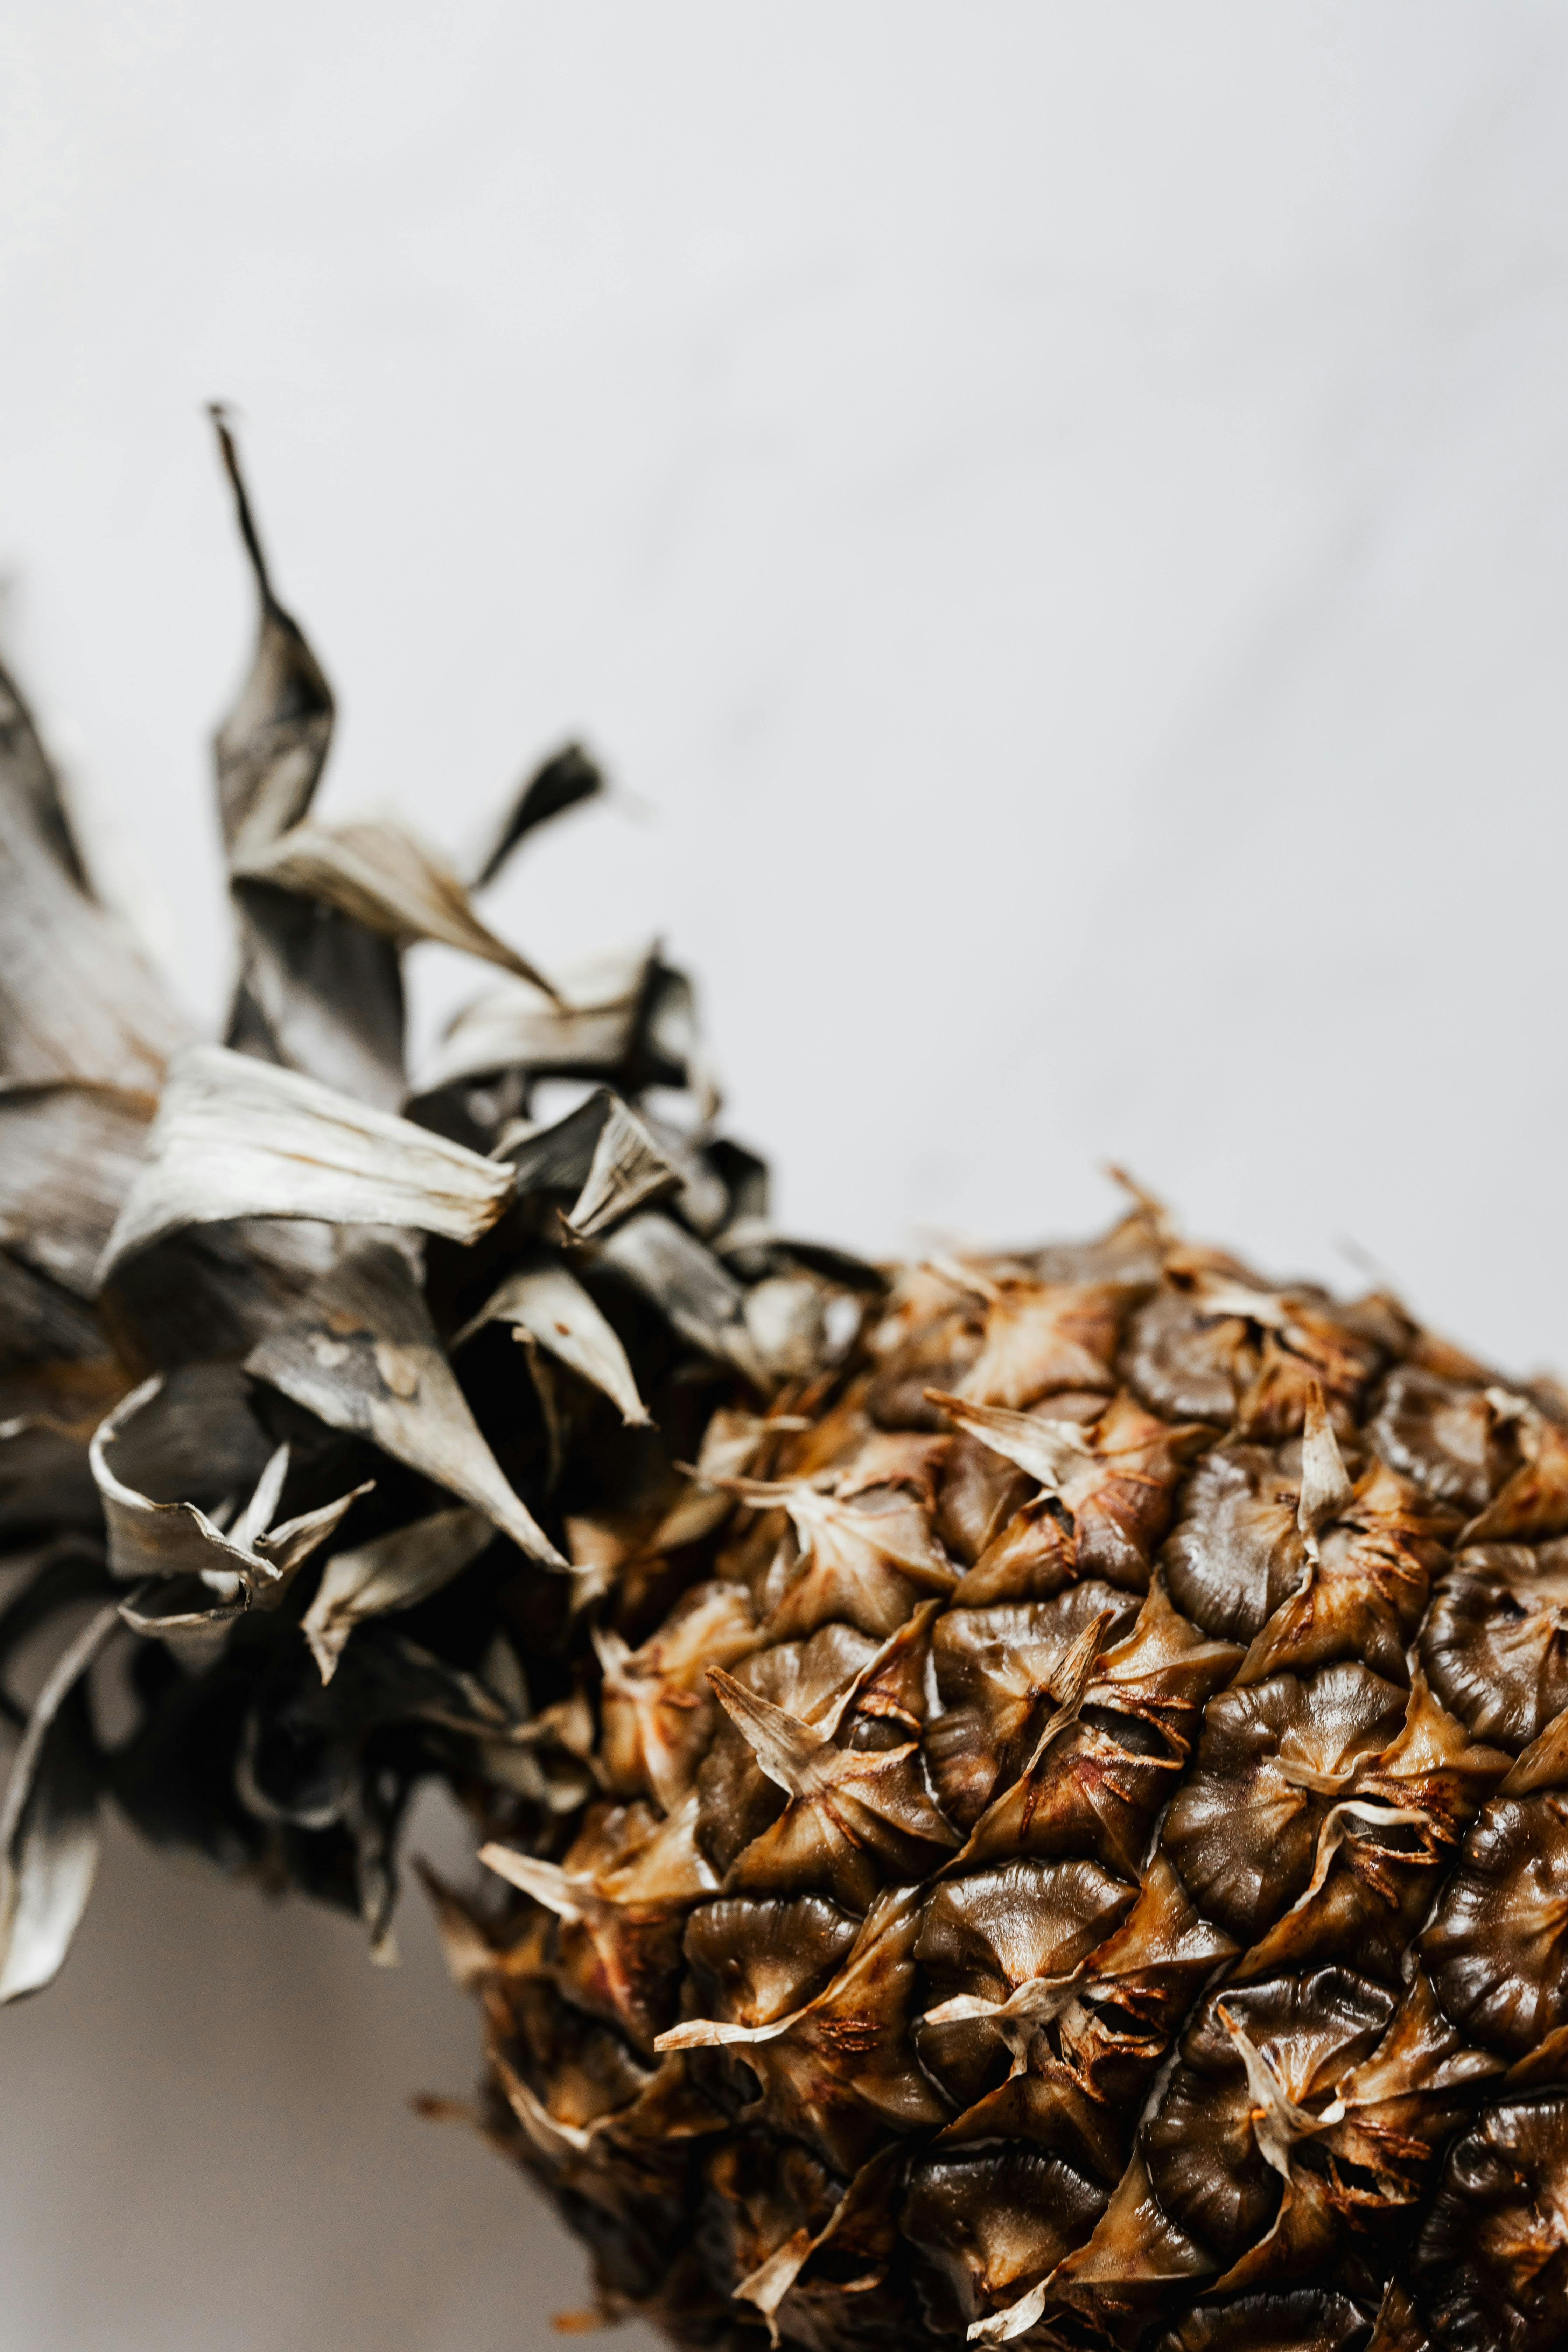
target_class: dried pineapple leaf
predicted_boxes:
[0,649,88,884]
[471,742,604,889]
[98,1044,513,1281]
[302,1506,494,1682]
[564,1098,681,1240]
[0,1249,109,1370]
[209,406,332,859]
[416,943,656,1098]
[0,1084,154,1297]
[457,1254,649,1426]
[233,814,558,992]
[497,1087,679,1239]
[209,411,407,1108]
[595,1211,767,1384]
[230,889,406,1112]
[90,1373,371,1599]
[414,1859,499,1992]
[0,656,185,1093]
[0,1540,111,1699]
[0,1602,119,2001]
[245,1236,566,1568]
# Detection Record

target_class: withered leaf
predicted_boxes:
[233,814,557,991]
[90,1371,371,1603]
[230,883,407,1112]
[470,742,605,889]
[0,655,184,1093]
[458,1254,649,1426]
[245,1235,565,1567]
[595,1211,766,1385]
[208,411,407,1109]
[98,1044,514,1281]
[209,406,333,861]
[498,1086,679,1239]
[0,1602,119,2001]
[302,1506,495,1682]
[416,943,656,1099]
[0,1085,156,1298]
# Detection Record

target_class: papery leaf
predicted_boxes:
[209,407,334,862]
[229,884,407,1112]
[302,1506,495,1682]
[234,815,557,992]
[414,944,656,1098]
[0,1602,119,2001]
[0,656,184,1092]
[245,1235,566,1567]
[90,1371,371,1600]
[0,1249,108,1369]
[0,1084,157,1296]
[471,743,604,889]
[595,1211,765,1385]
[210,409,407,1109]
[457,1255,649,1426]
[98,1044,513,1281]
[497,1086,677,1240]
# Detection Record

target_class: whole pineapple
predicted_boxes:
[2,429,1567,2352]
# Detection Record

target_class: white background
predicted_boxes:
[3,6,1568,2346]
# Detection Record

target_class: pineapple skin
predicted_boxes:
[455,1203,1568,2352]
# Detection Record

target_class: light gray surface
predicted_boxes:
[0,1793,661,2352]
[3,5,1568,2347]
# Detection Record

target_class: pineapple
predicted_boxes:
[2,428,1567,2352]
[459,1228,1568,2352]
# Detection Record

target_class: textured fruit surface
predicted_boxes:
[452,1203,1568,2352]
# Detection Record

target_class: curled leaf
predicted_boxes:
[0,1602,120,2001]
[302,1507,495,1682]
[417,943,656,1098]
[90,1372,371,1602]
[233,815,558,992]
[471,742,605,889]
[498,1086,678,1239]
[457,1256,649,1427]
[98,1044,513,1281]
[245,1236,565,1568]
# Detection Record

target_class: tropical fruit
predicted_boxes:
[4,428,1568,2352]
[455,1220,1568,2352]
